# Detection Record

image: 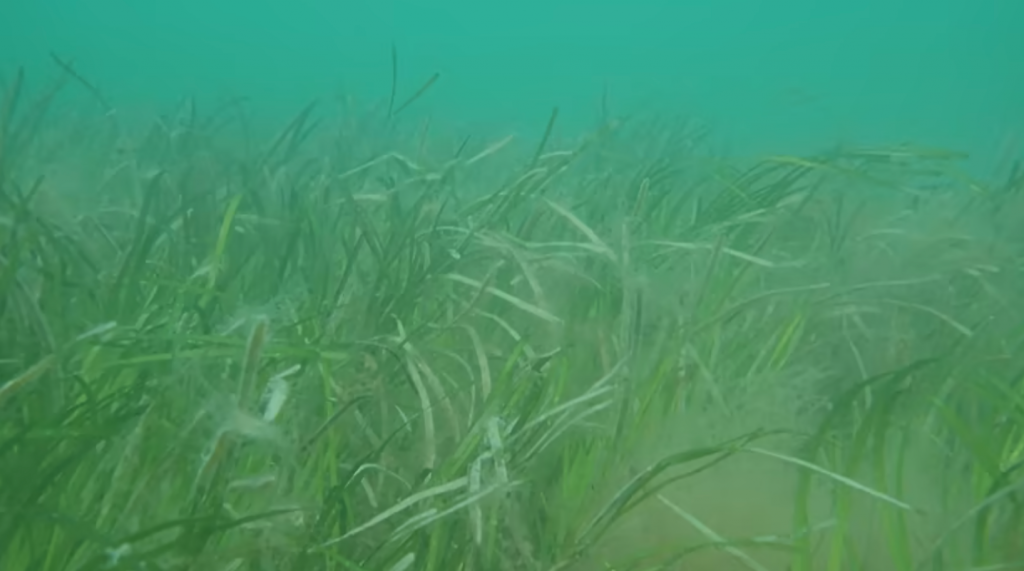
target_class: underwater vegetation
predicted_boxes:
[1,57,1024,571]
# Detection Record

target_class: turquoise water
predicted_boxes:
[2,0,1021,171]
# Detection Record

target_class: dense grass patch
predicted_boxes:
[1,66,1023,571]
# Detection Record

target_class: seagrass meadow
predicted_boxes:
[1,64,1024,571]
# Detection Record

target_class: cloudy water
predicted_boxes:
[2,0,1021,170]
